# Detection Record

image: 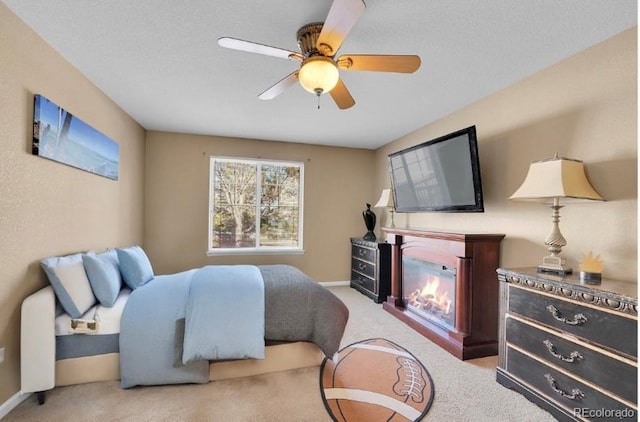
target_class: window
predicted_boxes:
[208,157,304,255]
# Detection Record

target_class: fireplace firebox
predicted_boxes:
[382,228,504,360]
[403,256,457,330]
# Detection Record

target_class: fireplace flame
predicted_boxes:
[408,275,452,315]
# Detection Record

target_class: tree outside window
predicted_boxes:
[208,157,304,254]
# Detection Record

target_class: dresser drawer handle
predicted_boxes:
[544,374,585,400]
[358,249,367,256]
[543,340,584,363]
[358,263,367,271]
[546,305,588,326]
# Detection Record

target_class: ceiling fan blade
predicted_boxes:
[258,71,299,100]
[329,78,355,109]
[316,0,366,56]
[337,54,421,73]
[218,37,303,61]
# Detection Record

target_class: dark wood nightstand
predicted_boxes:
[350,238,391,303]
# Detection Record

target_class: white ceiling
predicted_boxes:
[2,0,636,149]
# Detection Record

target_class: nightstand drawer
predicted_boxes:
[508,286,637,357]
[506,316,637,404]
[351,244,375,263]
[351,257,375,278]
[351,271,375,292]
[507,347,635,416]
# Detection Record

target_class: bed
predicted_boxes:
[21,246,349,404]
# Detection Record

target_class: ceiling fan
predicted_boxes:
[217,0,421,109]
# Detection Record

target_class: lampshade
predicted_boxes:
[510,154,604,203]
[298,56,339,94]
[374,188,395,228]
[374,188,395,208]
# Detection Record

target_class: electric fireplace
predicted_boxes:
[382,228,504,360]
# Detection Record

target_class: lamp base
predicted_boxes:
[537,255,573,276]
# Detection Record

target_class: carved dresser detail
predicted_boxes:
[496,268,637,421]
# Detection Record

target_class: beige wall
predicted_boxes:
[144,131,375,281]
[375,28,637,282]
[0,4,146,403]
[0,0,636,408]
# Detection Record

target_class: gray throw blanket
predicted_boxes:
[120,264,349,388]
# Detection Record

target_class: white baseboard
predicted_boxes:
[319,280,350,287]
[0,391,30,419]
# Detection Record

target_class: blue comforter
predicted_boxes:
[119,265,348,388]
[182,265,264,364]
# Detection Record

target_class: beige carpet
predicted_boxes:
[5,286,556,421]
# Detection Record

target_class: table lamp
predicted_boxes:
[509,154,604,275]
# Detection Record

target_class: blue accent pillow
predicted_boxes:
[117,246,154,289]
[82,250,122,307]
[41,253,96,318]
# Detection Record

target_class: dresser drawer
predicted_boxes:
[507,347,636,416]
[351,257,375,278]
[351,271,375,293]
[508,286,637,357]
[349,238,391,304]
[351,244,376,263]
[506,316,637,404]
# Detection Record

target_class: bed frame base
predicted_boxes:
[33,341,324,405]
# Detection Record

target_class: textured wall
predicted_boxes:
[374,28,637,282]
[0,4,146,403]
[144,131,375,281]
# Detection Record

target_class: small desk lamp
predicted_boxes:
[374,188,395,228]
[509,154,604,275]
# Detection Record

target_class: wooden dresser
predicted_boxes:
[350,238,391,303]
[497,268,637,421]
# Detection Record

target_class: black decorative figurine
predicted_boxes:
[362,203,377,241]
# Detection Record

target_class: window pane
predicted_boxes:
[260,206,298,247]
[212,160,257,248]
[260,163,300,247]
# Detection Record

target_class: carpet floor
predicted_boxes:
[5,286,557,421]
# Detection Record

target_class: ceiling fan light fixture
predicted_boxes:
[298,56,339,95]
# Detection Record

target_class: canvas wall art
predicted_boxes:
[32,94,119,180]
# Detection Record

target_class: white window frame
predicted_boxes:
[207,156,304,256]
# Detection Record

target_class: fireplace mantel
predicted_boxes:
[381,227,505,360]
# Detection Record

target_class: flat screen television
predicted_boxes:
[388,125,484,213]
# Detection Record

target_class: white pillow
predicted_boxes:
[41,253,96,318]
